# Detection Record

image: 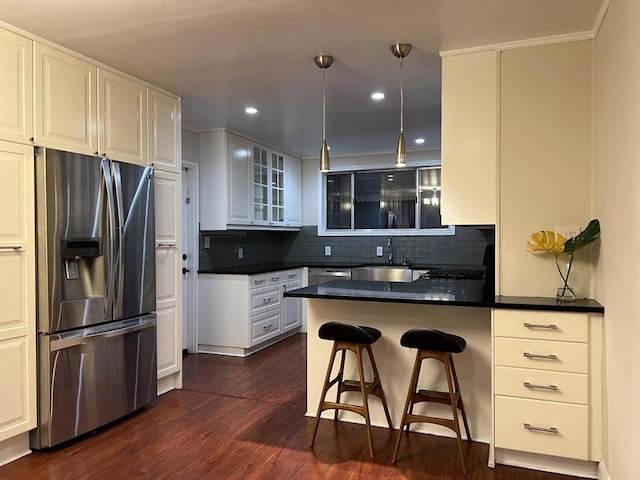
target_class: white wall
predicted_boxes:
[593,1,640,478]
[499,41,593,297]
[301,150,441,226]
[182,128,200,163]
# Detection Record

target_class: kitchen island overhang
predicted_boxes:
[287,279,604,472]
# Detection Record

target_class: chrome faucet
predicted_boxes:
[387,238,393,264]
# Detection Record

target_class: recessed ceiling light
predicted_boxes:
[415,138,425,145]
[371,92,385,101]
[245,107,258,115]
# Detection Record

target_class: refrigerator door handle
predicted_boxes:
[101,158,117,319]
[112,162,125,318]
[49,315,157,351]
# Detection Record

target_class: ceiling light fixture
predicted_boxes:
[391,43,412,167]
[415,138,425,145]
[315,54,334,172]
[245,106,258,115]
[371,92,385,101]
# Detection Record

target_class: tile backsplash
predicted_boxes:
[199,226,494,271]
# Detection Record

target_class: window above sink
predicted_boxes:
[319,164,455,237]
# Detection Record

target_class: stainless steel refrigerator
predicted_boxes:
[31,148,157,449]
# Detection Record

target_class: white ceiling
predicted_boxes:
[0,0,603,158]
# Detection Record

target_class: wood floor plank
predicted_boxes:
[0,333,584,479]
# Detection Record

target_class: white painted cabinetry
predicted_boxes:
[198,268,302,356]
[0,29,33,145]
[440,51,497,226]
[154,170,182,394]
[493,309,602,467]
[35,44,149,166]
[98,69,147,165]
[34,44,98,155]
[199,130,301,230]
[283,154,302,227]
[0,141,36,443]
[148,88,181,173]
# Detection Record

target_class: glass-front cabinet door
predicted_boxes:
[270,152,284,224]
[253,145,269,223]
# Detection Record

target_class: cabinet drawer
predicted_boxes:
[281,269,301,282]
[249,274,268,289]
[495,366,588,404]
[495,396,588,460]
[267,271,285,285]
[494,310,588,342]
[249,285,281,315]
[250,310,281,346]
[494,337,588,374]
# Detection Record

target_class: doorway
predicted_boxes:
[181,161,199,353]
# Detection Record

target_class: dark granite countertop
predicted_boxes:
[283,279,604,313]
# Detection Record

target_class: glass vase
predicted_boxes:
[556,254,576,302]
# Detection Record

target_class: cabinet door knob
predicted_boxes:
[182,267,190,275]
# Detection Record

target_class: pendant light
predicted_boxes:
[391,43,412,167]
[315,54,334,172]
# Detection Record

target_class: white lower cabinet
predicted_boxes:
[0,141,35,452]
[283,279,302,333]
[198,268,302,356]
[493,309,602,467]
[154,170,182,393]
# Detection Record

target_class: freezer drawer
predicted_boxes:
[32,315,157,449]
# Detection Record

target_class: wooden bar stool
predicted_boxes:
[392,328,471,474]
[309,321,393,458]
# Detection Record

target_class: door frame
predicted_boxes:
[181,160,199,353]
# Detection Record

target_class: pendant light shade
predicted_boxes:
[315,54,334,172]
[391,43,412,167]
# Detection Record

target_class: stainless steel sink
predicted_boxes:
[351,265,413,282]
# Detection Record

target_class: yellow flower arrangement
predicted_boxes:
[527,219,600,300]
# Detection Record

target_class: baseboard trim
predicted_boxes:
[598,460,610,480]
[157,371,182,396]
[495,448,599,479]
[0,433,31,467]
[198,330,300,357]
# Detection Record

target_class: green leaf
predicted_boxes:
[563,219,600,254]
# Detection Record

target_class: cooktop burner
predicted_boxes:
[419,268,485,280]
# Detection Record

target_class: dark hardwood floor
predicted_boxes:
[1,333,583,479]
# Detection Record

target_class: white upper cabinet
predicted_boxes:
[98,69,147,165]
[283,154,302,227]
[197,130,302,231]
[0,29,33,145]
[441,51,498,225]
[34,44,98,155]
[227,133,252,225]
[148,88,181,173]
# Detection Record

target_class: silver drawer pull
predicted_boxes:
[262,297,274,303]
[271,276,280,282]
[524,381,558,391]
[0,246,23,251]
[157,243,176,248]
[524,423,558,434]
[523,322,558,330]
[254,279,265,285]
[263,324,273,331]
[523,352,558,360]
[288,274,296,279]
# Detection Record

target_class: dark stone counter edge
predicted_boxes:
[284,291,604,314]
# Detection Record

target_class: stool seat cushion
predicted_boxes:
[318,322,382,344]
[400,328,466,353]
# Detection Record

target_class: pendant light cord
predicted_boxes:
[322,68,327,141]
[399,56,404,134]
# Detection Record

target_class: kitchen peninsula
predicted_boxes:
[286,279,604,478]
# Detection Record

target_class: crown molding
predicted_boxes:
[592,0,611,38]
[440,30,594,58]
